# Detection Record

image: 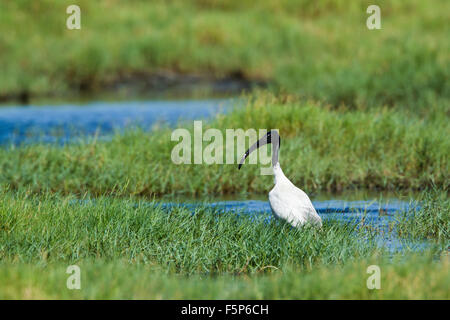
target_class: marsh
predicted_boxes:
[0,0,448,299]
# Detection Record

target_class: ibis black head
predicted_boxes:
[238,130,280,170]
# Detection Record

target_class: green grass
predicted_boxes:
[1,95,448,196]
[1,0,449,300]
[0,189,382,273]
[0,189,448,299]
[1,255,448,299]
[396,191,449,243]
[1,0,448,109]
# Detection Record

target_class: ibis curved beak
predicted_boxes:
[238,130,279,169]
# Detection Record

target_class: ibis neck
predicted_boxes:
[272,142,279,168]
[272,162,287,185]
[271,141,283,184]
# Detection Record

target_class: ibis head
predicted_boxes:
[238,130,280,170]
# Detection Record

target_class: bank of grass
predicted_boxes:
[0,189,448,299]
[1,0,448,109]
[0,254,448,299]
[1,96,448,196]
[0,189,381,273]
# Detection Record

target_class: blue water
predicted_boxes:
[0,99,233,145]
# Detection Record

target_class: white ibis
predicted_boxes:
[238,130,322,228]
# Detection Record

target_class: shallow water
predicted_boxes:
[0,98,234,145]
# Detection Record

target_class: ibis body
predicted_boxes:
[238,130,322,228]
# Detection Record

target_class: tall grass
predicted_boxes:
[1,174,447,299]
[1,189,447,299]
[0,189,381,274]
[1,96,448,196]
[1,254,448,299]
[0,0,448,109]
[1,0,448,299]
[396,191,449,243]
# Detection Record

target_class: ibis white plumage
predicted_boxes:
[238,130,322,228]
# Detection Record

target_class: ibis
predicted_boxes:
[238,130,322,228]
